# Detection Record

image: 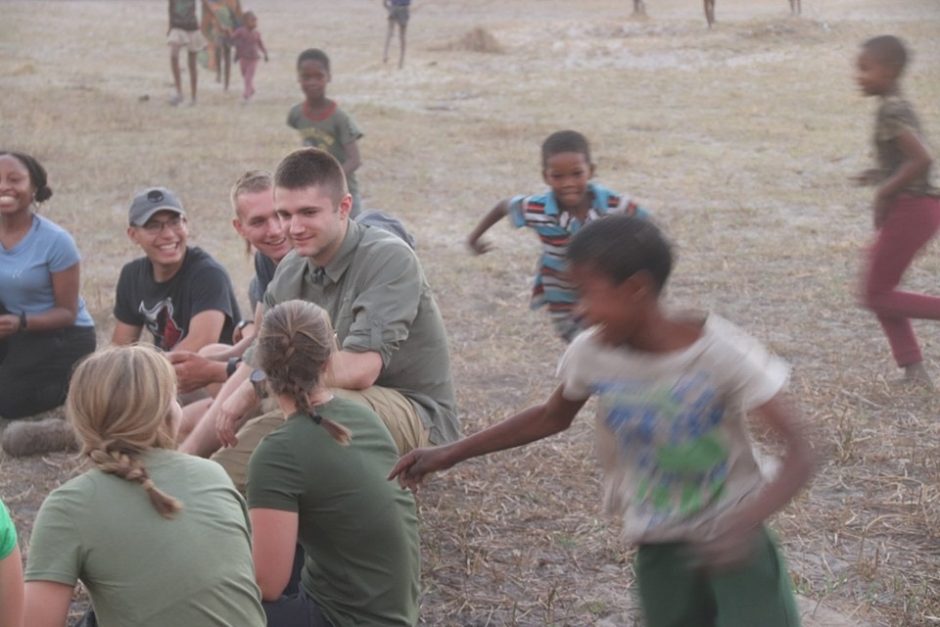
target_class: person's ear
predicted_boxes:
[589,162,596,179]
[337,193,353,220]
[232,217,246,238]
[127,226,140,245]
[623,271,655,301]
[542,168,550,186]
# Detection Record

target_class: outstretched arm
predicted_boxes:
[466,199,511,255]
[389,385,586,490]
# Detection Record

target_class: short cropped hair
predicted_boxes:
[230,170,273,216]
[541,130,592,168]
[568,215,673,292]
[297,48,330,72]
[274,148,348,206]
[862,35,908,74]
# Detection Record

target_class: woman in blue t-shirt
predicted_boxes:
[0,151,96,421]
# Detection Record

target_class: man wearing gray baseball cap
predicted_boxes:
[111,187,241,357]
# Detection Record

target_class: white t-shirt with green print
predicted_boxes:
[559,314,788,545]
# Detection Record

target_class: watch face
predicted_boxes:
[250,368,267,384]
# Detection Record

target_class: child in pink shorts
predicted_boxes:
[231,11,268,103]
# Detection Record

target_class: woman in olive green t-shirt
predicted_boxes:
[247,300,420,627]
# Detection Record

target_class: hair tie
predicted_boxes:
[311,413,322,425]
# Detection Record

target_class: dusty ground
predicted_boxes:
[2,0,939,624]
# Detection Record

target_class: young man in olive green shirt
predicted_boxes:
[181,148,458,483]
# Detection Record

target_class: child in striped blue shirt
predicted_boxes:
[467,130,649,342]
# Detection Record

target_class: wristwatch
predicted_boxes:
[250,368,268,398]
[225,357,242,378]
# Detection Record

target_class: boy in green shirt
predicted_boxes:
[287,49,364,217]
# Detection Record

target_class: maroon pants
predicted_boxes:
[862,194,940,367]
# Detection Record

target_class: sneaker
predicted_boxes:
[1,417,79,458]
[168,93,183,107]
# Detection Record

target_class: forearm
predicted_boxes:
[468,201,509,242]
[442,402,573,468]
[342,156,361,176]
[325,350,382,390]
[878,156,932,199]
[734,439,815,531]
[19,308,76,332]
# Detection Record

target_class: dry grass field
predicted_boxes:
[2,0,939,624]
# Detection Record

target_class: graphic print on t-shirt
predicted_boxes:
[299,127,337,150]
[597,371,729,532]
[139,298,183,350]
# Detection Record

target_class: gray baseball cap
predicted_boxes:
[128,187,186,226]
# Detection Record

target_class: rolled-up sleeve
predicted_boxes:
[342,245,420,366]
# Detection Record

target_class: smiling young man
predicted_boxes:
[167,172,292,401]
[181,148,458,487]
[112,187,240,353]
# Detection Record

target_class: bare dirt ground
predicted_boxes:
[1,0,939,624]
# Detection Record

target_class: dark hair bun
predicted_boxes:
[35,185,53,203]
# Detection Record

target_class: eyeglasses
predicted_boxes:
[141,215,185,234]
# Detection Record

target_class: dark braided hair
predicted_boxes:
[256,300,351,445]
[0,151,53,203]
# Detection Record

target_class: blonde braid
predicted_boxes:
[89,447,182,519]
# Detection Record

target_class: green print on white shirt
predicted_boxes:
[597,371,730,532]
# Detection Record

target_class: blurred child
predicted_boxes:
[383,0,411,69]
[0,498,23,627]
[202,0,243,91]
[231,11,268,103]
[392,215,815,627]
[854,35,940,387]
[467,130,649,342]
[167,0,206,105]
[287,49,364,217]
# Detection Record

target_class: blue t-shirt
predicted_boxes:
[0,500,17,560]
[0,214,94,327]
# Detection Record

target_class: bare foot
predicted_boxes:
[901,362,935,390]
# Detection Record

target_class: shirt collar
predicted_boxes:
[307,219,362,285]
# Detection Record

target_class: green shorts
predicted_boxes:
[635,526,801,627]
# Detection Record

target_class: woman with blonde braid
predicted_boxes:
[247,300,419,627]
[23,345,265,627]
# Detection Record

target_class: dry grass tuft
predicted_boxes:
[434,27,505,54]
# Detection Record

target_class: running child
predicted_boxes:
[287,49,364,217]
[231,11,268,104]
[393,215,815,627]
[854,35,940,387]
[467,130,648,342]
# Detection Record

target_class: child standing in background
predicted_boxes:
[383,0,411,69]
[231,11,268,104]
[467,130,649,342]
[287,49,364,217]
[854,35,940,387]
